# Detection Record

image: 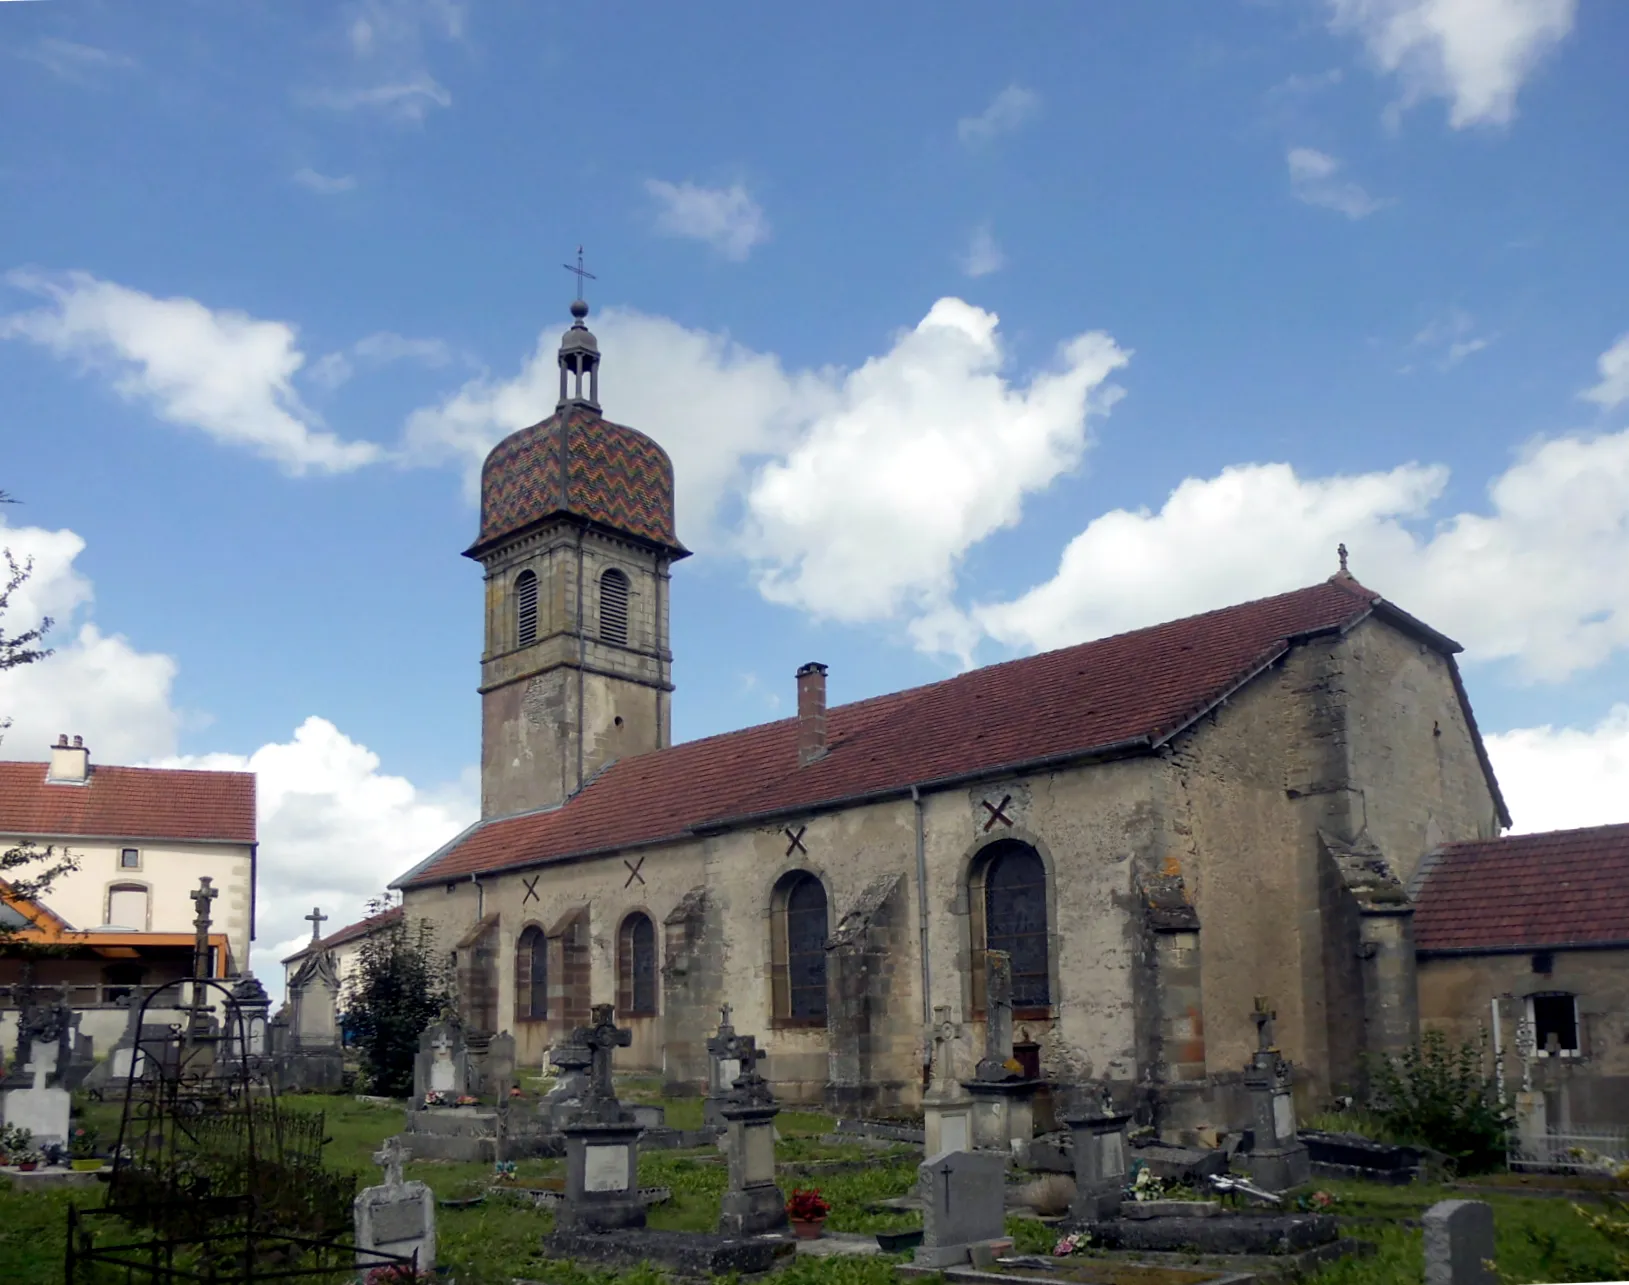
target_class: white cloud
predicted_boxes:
[293,167,358,195]
[645,180,769,262]
[1486,705,1629,833]
[1287,147,1389,218]
[960,225,1005,278]
[0,517,180,766]
[404,298,1127,630]
[1581,333,1629,410]
[741,301,1127,625]
[1,270,382,474]
[950,427,1629,683]
[1328,0,1576,128]
[20,37,136,83]
[957,85,1040,146]
[1408,308,1496,371]
[353,331,453,367]
[298,76,452,120]
[153,718,477,1001]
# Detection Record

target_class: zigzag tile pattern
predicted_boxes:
[472,405,681,553]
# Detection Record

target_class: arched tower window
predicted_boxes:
[970,840,1052,1016]
[617,912,658,1016]
[515,925,548,1021]
[770,871,829,1025]
[599,568,630,646]
[515,570,539,647]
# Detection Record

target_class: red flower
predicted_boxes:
[786,1188,831,1220]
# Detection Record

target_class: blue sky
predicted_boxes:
[2,0,1626,984]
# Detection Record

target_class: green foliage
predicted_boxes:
[1304,1110,1405,1143]
[340,897,453,1098]
[1574,1193,1629,1280]
[1364,1029,1513,1175]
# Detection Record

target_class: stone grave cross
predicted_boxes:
[187,878,219,1039]
[584,1004,631,1101]
[374,1135,406,1188]
[305,906,329,940]
[975,950,1016,1080]
[1514,1017,1535,1093]
[931,1005,961,1091]
[1252,996,1276,1052]
[718,1002,733,1033]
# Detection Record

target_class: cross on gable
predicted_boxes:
[981,794,1014,832]
[784,825,807,857]
[373,1135,406,1187]
[623,856,646,888]
[522,877,540,905]
[304,905,327,938]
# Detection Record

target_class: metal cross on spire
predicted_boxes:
[563,246,596,302]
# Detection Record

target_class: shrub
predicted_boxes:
[341,897,453,1099]
[1364,1029,1513,1175]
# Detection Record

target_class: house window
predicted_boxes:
[617,912,658,1016]
[970,839,1052,1016]
[515,570,539,647]
[1529,993,1580,1057]
[120,848,141,870]
[515,925,548,1020]
[599,568,630,646]
[770,871,828,1025]
[1531,951,1553,975]
[106,883,149,930]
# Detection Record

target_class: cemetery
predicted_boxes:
[1,920,1626,1283]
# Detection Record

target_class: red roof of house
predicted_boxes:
[0,761,256,845]
[281,904,404,965]
[399,576,1502,889]
[1414,822,1629,952]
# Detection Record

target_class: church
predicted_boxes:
[391,294,1511,1132]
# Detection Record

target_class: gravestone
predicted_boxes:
[84,993,144,1093]
[485,1031,516,1099]
[1424,1199,1496,1285]
[1066,1085,1132,1222]
[717,1037,788,1237]
[414,1018,469,1100]
[280,920,345,1092]
[542,1036,593,1128]
[703,1004,745,1128]
[964,952,1038,1157]
[923,1006,975,1158]
[556,1005,645,1232]
[354,1135,436,1274]
[913,1149,1010,1268]
[1,1037,72,1147]
[1241,998,1310,1191]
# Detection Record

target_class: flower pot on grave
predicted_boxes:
[72,1159,104,1172]
[790,1217,826,1240]
[17,1162,38,1172]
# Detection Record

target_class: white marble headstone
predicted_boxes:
[940,1111,969,1155]
[585,1143,630,1193]
[1272,1090,1295,1141]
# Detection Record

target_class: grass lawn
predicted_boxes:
[2,1090,1623,1285]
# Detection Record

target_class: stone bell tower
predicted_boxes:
[464,266,689,819]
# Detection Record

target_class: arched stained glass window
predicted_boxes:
[769,872,828,1024]
[618,913,658,1016]
[982,843,1051,1010]
[515,924,548,1020]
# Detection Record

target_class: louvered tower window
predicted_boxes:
[515,570,538,647]
[600,568,630,645]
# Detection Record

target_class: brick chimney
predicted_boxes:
[796,663,829,766]
[47,733,90,785]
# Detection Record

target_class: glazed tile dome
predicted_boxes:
[465,403,687,558]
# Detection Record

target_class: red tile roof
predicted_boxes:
[1414,822,1629,952]
[400,576,1497,889]
[0,761,256,845]
[281,904,404,964]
